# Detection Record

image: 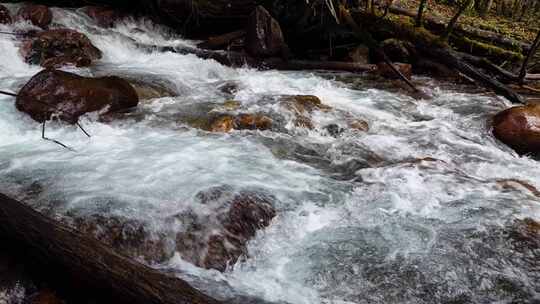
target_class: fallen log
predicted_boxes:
[140,43,377,72]
[0,192,222,304]
[350,9,526,104]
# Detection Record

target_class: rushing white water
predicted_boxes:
[1,3,539,304]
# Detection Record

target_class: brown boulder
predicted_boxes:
[209,113,273,132]
[210,115,235,132]
[82,6,125,28]
[234,113,273,130]
[245,6,288,58]
[17,4,52,29]
[20,29,102,68]
[0,4,11,24]
[376,62,413,80]
[492,104,540,155]
[16,69,139,124]
[349,119,369,132]
[281,95,331,114]
[176,186,277,271]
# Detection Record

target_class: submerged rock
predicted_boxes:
[280,95,331,114]
[126,78,178,100]
[175,186,277,271]
[17,4,52,29]
[324,124,344,137]
[20,29,102,68]
[492,104,540,155]
[16,69,139,124]
[245,6,288,58]
[0,4,11,24]
[348,119,369,132]
[82,6,125,28]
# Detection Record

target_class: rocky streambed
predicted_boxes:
[0,2,539,304]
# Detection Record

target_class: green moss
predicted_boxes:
[451,35,524,63]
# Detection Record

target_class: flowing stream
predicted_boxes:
[0,4,539,304]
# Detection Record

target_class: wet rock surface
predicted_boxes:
[68,187,277,272]
[82,6,125,28]
[16,69,139,124]
[245,6,288,58]
[17,4,52,29]
[20,29,102,68]
[175,186,277,271]
[492,103,540,155]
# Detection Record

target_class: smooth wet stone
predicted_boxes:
[20,29,102,68]
[17,4,52,29]
[492,103,540,155]
[280,95,331,114]
[16,69,139,124]
[245,6,288,58]
[209,113,273,132]
[127,78,178,100]
[348,119,369,132]
[175,186,277,271]
[82,6,125,28]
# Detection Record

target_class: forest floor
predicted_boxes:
[393,0,539,42]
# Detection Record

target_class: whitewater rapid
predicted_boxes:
[0,3,539,304]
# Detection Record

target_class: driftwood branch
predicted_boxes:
[0,193,222,304]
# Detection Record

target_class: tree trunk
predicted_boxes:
[0,193,222,304]
[518,30,540,84]
[441,0,474,41]
[415,0,428,27]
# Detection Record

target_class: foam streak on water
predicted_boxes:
[0,4,539,304]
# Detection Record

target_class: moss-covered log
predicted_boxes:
[349,8,525,103]
[386,4,531,53]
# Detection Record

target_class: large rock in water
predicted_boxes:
[245,5,288,58]
[16,69,139,124]
[0,4,12,24]
[82,6,125,28]
[17,4,52,29]
[69,187,276,272]
[20,29,102,68]
[492,104,540,155]
[175,186,277,271]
